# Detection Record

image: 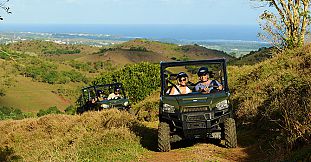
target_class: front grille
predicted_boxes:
[185,113,211,121]
[186,122,206,129]
[182,106,210,113]
[187,115,206,121]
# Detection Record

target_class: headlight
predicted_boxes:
[101,104,110,109]
[216,100,229,110]
[124,101,129,106]
[163,104,175,113]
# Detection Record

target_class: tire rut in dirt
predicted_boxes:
[158,122,171,152]
[224,118,237,148]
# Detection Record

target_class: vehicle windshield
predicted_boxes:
[96,84,124,100]
[163,62,226,96]
[83,84,125,102]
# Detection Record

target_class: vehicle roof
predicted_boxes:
[82,83,123,91]
[160,58,227,69]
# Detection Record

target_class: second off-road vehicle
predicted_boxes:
[78,83,131,113]
[158,59,237,152]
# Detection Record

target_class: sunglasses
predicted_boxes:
[179,78,187,82]
[199,74,208,77]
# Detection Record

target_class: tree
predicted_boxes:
[0,0,11,20]
[255,0,311,49]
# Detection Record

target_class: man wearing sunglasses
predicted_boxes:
[168,72,192,95]
[195,67,223,93]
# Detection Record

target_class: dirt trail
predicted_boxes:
[137,122,263,162]
[140,144,248,162]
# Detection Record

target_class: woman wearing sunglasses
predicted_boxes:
[168,72,192,95]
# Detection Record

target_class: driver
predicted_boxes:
[168,72,192,95]
[195,67,223,93]
[97,90,105,101]
[108,87,122,100]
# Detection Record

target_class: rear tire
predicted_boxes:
[158,122,171,152]
[224,118,237,148]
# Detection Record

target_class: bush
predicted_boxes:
[37,106,63,117]
[0,106,25,120]
[43,49,81,55]
[93,62,160,103]
[64,105,76,115]
[129,46,147,52]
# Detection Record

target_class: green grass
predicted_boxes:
[0,74,81,112]
[229,45,311,160]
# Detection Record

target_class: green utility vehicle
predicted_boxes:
[158,59,237,152]
[78,83,131,113]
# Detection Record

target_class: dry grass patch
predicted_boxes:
[0,109,145,161]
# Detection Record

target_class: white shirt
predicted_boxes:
[168,85,191,95]
[108,93,121,100]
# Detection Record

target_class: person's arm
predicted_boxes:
[195,84,200,92]
[196,83,210,93]
[108,93,114,100]
[215,80,223,90]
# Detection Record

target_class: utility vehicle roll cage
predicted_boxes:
[160,58,229,96]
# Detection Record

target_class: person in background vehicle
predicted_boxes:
[97,90,105,101]
[195,67,223,93]
[168,72,192,95]
[108,87,122,100]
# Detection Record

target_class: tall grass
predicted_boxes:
[0,109,145,161]
[229,45,311,157]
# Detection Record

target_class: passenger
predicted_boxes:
[195,67,223,93]
[108,87,122,100]
[97,90,104,101]
[168,72,192,95]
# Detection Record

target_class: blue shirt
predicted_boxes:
[195,80,221,92]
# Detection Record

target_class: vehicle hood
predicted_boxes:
[98,98,129,106]
[162,92,229,108]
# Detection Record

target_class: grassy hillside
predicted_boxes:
[88,39,236,66]
[0,39,234,113]
[0,109,146,161]
[1,39,311,161]
[229,45,311,160]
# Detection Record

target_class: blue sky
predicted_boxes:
[1,0,266,25]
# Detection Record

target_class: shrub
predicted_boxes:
[64,105,76,115]
[37,106,63,117]
[129,46,147,52]
[43,49,81,55]
[0,106,25,120]
[93,62,160,103]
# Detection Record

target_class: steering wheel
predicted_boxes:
[208,84,220,93]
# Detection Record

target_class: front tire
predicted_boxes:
[224,118,237,148]
[158,122,171,152]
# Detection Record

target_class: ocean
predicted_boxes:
[0,24,270,56]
